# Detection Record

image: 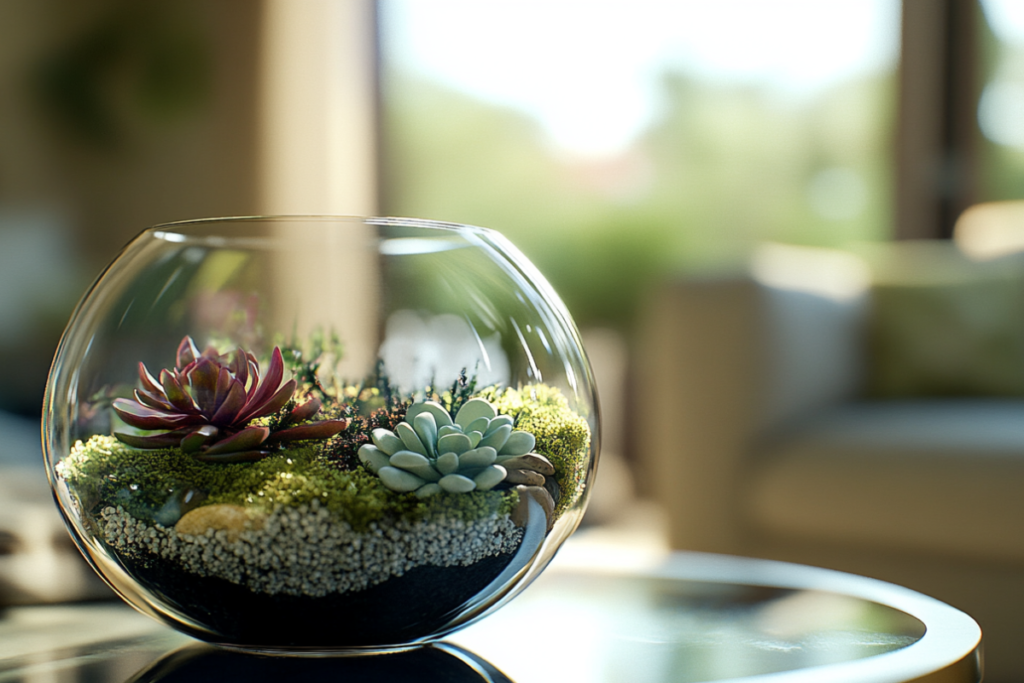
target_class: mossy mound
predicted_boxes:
[483,384,592,516]
[58,381,588,531]
[58,436,517,533]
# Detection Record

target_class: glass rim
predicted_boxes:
[150,214,496,235]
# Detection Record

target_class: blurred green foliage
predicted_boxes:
[32,0,210,149]
[382,69,895,333]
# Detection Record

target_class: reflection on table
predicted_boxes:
[0,546,981,683]
[453,572,924,683]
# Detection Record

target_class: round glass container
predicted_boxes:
[42,216,599,653]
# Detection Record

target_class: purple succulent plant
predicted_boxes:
[112,336,346,462]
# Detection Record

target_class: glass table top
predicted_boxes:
[0,550,982,683]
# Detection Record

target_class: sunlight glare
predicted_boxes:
[381,0,899,157]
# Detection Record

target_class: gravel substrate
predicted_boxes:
[96,502,527,647]
[100,501,522,597]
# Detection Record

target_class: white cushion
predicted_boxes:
[747,400,1024,564]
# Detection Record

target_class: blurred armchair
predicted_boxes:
[636,239,1024,683]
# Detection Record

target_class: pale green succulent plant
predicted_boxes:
[358,398,548,497]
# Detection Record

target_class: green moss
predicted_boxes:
[59,435,517,533]
[483,384,592,516]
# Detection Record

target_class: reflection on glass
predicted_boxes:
[126,642,513,683]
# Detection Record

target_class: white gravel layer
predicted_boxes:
[99,501,523,598]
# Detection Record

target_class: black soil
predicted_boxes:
[119,546,522,649]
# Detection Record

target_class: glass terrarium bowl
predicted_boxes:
[42,216,599,654]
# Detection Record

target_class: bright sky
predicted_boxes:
[381,0,900,157]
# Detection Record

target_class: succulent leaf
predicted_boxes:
[139,362,163,396]
[474,464,507,491]
[246,358,260,389]
[439,474,475,493]
[464,417,491,435]
[437,432,471,455]
[134,389,172,411]
[389,450,443,481]
[202,426,270,455]
[159,369,194,413]
[390,451,431,470]
[114,427,195,449]
[209,381,246,425]
[485,415,514,434]
[112,399,199,430]
[405,401,453,428]
[371,428,405,456]
[395,422,427,455]
[436,452,459,475]
[243,346,285,412]
[213,366,234,411]
[286,397,322,425]
[362,397,543,496]
[500,430,535,456]
[239,378,296,422]
[479,424,512,450]
[437,424,462,439]
[378,466,426,492]
[454,399,496,429]
[415,483,442,498]
[176,336,200,368]
[231,348,250,387]
[412,413,438,458]
[357,444,391,473]
[459,446,497,468]
[264,420,346,443]
[189,358,220,413]
[180,425,219,453]
[112,335,345,461]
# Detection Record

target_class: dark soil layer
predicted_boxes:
[119,547,522,649]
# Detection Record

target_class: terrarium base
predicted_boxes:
[123,547,522,649]
[213,641,430,657]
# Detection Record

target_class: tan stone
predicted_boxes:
[498,454,555,476]
[510,485,555,531]
[175,504,265,542]
[504,468,546,486]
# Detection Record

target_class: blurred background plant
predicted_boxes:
[379,1,898,334]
